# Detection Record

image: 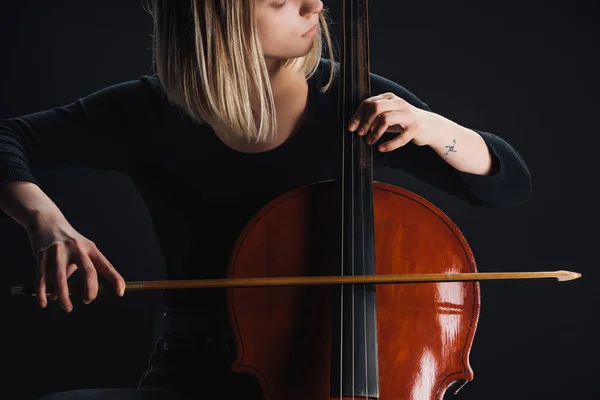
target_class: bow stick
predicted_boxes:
[10,270,581,296]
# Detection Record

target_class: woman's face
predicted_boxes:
[255,0,324,60]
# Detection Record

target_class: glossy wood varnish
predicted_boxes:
[227,181,480,399]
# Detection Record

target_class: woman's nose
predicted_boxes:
[301,0,324,16]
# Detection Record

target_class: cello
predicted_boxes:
[215,0,578,398]
[226,0,504,398]
[220,0,579,398]
[10,0,580,398]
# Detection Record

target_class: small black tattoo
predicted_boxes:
[444,139,457,155]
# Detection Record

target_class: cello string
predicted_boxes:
[350,1,356,397]
[338,2,346,397]
[362,3,372,397]
[349,45,355,400]
[362,218,368,400]
[353,0,374,399]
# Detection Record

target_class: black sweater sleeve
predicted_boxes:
[0,75,163,188]
[0,75,165,219]
[369,72,532,208]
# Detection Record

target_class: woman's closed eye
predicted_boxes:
[272,0,287,10]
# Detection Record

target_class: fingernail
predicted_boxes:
[349,121,357,131]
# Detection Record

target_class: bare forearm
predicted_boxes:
[0,181,67,231]
[428,117,495,176]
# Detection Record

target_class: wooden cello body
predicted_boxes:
[226,182,479,399]
[225,0,479,398]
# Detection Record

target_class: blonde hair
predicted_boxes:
[146,0,336,144]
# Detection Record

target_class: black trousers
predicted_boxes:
[36,373,261,400]
[37,388,191,400]
[36,309,262,399]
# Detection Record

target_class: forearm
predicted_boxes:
[0,181,67,231]
[428,117,495,176]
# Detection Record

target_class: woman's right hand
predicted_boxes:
[28,212,126,312]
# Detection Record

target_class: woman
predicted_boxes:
[0,0,531,399]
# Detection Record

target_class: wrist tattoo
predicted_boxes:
[444,139,457,155]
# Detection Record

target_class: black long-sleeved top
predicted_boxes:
[0,58,531,314]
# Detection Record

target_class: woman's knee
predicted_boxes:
[37,387,189,400]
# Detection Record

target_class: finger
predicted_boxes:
[378,130,417,152]
[88,246,126,297]
[51,263,81,301]
[35,251,48,308]
[51,244,73,313]
[66,263,78,279]
[42,248,58,301]
[54,263,77,302]
[75,253,98,304]
[365,111,407,145]
[347,93,390,133]
[349,93,401,135]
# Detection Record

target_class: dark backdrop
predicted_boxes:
[1,1,597,399]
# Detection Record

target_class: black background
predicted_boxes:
[1,1,597,399]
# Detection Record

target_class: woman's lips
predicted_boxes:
[302,23,318,37]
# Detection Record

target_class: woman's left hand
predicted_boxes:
[347,92,444,152]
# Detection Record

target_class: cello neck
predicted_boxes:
[339,0,374,277]
[331,0,380,398]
